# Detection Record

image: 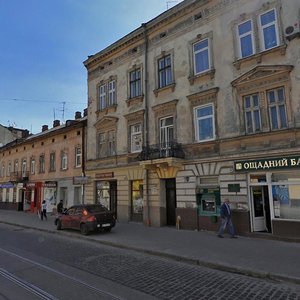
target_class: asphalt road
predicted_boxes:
[0,223,300,300]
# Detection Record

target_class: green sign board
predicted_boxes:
[235,156,300,172]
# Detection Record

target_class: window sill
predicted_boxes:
[153,83,176,97]
[188,69,215,85]
[233,45,287,70]
[96,104,117,118]
[126,95,144,107]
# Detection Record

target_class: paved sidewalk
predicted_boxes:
[0,209,300,285]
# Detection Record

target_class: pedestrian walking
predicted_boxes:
[41,200,47,221]
[217,198,237,238]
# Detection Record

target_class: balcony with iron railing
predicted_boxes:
[139,141,185,161]
[9,171,29,182]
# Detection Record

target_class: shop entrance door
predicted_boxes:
[251,186,271,232]
[166,179,176,226]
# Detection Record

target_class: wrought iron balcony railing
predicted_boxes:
[139,141,185,161]
[9,171,29,182]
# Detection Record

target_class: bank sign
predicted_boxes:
[235,156,300,172]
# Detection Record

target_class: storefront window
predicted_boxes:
[131,180,143,214]
[96,181,110,210]
[272,172,300,220]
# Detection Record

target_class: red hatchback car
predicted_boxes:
[55,204,116,235]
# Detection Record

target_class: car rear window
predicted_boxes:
[86,205,108,213]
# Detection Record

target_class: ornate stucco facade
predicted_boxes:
[84,0,300,237]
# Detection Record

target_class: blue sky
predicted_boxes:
[0,0,182,133]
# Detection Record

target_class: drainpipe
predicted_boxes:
[81,120,86,204]
[142,23,151,226]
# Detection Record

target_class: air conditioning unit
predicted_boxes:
[284,21,300,40]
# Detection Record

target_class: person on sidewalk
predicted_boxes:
[57,200,64,213]
[217,198,237,238]
[41,200,47,221]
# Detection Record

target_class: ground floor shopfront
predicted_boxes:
[0,178,83,214]
[85,153,300,238]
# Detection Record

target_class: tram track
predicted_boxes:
[0,247,125,300]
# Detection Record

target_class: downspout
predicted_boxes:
[81,120,86,204]
[142,23,151,226]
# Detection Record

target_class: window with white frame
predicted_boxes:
[160,117,174,147]
[237,19,255,58]
[75,147,82,167]
[50,152,56,171]
[98,79,116,110]
[194,104,215,142]
[14,160,18,173]
[267,87,287,130]
[108,130,116,156]
[130,124,142,153]
[193,38,211,75]
[39,155,45,173]
[129,69,141,98]
[158,54,172,88]
[61,151,68,170]
[259,8,279,51]
[108,80,116,106]
[1,164,4,177]
[22,159,27,177]
[99,84,106,110]
[7,162,11,176]
[30,159,35,175]
[244,94,261,133]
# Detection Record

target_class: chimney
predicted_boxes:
[22,130,30,138]
[42,125,48,132]
[75,111,82,119]
[53,120,60,127]
[83,108,88,117]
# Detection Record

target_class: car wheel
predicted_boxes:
[56,220,62,230]
[80,224,89,235]
[104,227,111,232]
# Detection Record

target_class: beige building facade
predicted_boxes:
[0,114,86,213]
[84,0,300,237]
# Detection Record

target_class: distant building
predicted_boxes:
[83,0,300,238]
[0,112,87,213]
[0,124,29,147]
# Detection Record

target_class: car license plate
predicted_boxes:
[102,223,110,227]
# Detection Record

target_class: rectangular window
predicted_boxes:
[14,160,18,173]
[130,124,142,153]
[30,159,35,175]
[244,94,261,133]
[99,84,106,110]
[267,87,287,130]
[50,152,56,172]
[108,80,116,106]
[39,155,45,173]
[259,9,279,51]
[193,38,210,75]
[129,69,141,98]
[160,117,174,147]
[98,133,106,158]
[237,20,254,58]
[194,104,215,142]
[158,54,172,88]
[75,147,82,167]
[61,152,68,170]
[22,160,27,177]
[108,131,116,156]
[7,163,11,176]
